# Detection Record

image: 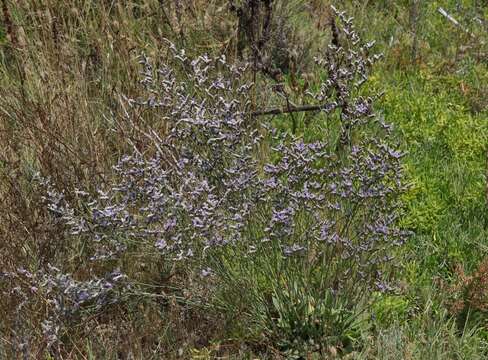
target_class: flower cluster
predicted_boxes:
[2,266,127,350]
[39,45,263,264]
[31,7,409,350]
[307,6,384,146]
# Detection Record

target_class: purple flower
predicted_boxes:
[283,244,306,257]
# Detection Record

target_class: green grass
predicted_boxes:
[376,66,488,273]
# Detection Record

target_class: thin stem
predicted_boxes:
[250,102,336,117]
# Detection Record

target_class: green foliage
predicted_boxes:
[365,310,488,359]
[372,293,411,325]
[268,281,364,356]
[374,67,488,273]
[208,244,369,357]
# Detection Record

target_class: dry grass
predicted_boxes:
[445,258,488,318]
[0,0,236,264]
[0,1,241,357]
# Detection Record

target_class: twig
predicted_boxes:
[410,0,421,63]
[251,102,336,117]
[437,7,475,38]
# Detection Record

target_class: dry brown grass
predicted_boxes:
[0,0,238,262]
[0,1,240,357]
[444,258,488,319]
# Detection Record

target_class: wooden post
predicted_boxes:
[410,0,421,64]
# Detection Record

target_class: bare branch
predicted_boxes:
[437,7,475,38]
[251,102,337,117]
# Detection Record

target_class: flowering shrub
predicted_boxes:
[1,265,128,357]
[10,7,409,356]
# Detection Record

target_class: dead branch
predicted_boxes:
[437,7,475,38]
[251,102,336,117]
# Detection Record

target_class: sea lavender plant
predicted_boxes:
[32,6,409,355]
[2,265,128,354]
